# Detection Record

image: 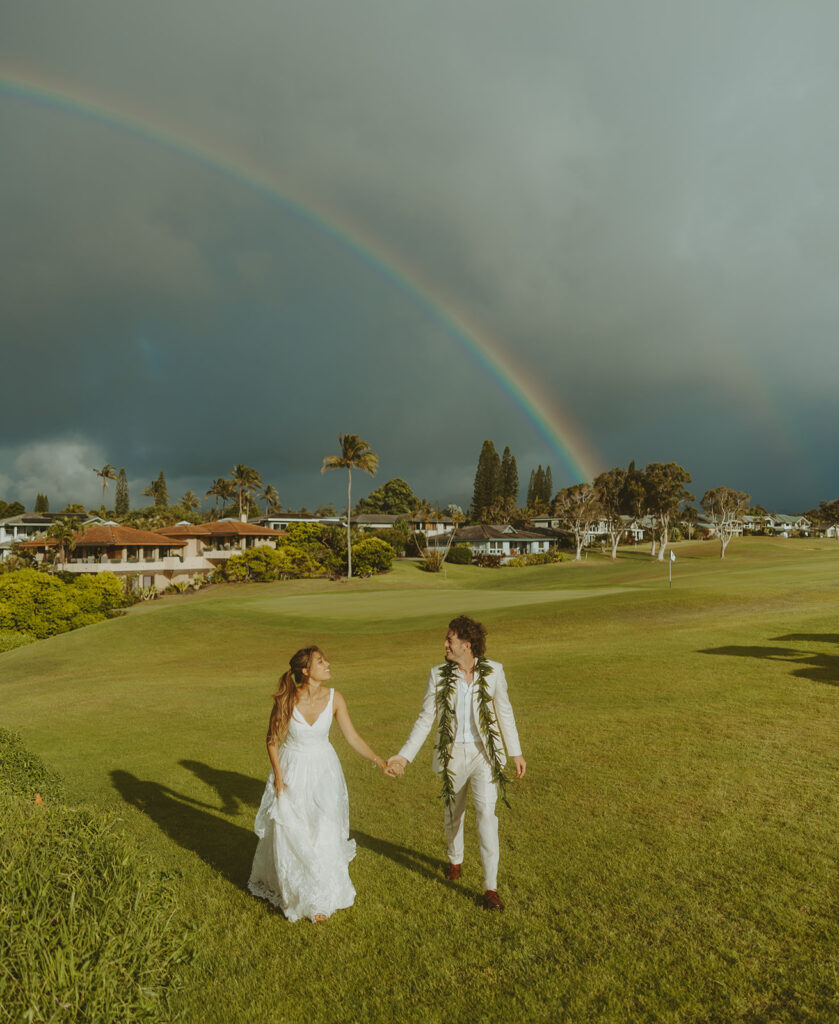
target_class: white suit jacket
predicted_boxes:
[398,659,522,773]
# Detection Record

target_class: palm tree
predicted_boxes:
[205,478,233,516]
[261,484,280,516]
[47,518,81,568]
[92,463,118,512]
[230,465,263,521]
[180,490,200,514]
[321,434,379,578]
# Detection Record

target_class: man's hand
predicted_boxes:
[512,755,527,779]
[386,755,407,777]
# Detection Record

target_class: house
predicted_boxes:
[351,513,404,531]
[22,522,189,589]
[769,514,812,537]
[440,524,555,563]
[351,512,455,538]
[696,515,745,538]
[155,519,283,569]
[21,518,282,589]
[409,513,454,538]
[531,513,644,544]
[253,512,341,531]
[0,512,105,561]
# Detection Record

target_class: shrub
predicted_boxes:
[351,537,395,576]
[473,553,503,568]
[0,731,194,1022]
[164,580,190,594]
[0,629,36,653]
[445,544,472,565]
[0,728,64,802]
[505,551,564,567]
[0,796,193,1022]
[275,545,328,579]
[223,545,327,582]
[420,551,446,572]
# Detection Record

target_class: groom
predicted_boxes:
[387,615,526,910]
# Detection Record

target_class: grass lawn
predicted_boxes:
[1,538,838,1023]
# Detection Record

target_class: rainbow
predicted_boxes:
[0,65,601,482]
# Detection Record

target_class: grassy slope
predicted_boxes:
[1,539,838,1023]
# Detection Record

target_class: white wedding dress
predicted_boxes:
[248,688,357,922]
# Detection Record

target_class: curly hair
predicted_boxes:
[448,615,487,657]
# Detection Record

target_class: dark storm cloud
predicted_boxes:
[2,0,838,511]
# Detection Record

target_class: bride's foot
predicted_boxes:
[314,914,328,923]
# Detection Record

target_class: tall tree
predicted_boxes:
[180,490,200,513]
[623,460,647,521]
[46,518,80,568]
[701,487,750,558]
[92,463,118,511]
[356,477,418,515]
[543,466,553,505]
[261,484,281,516]
[205,477,233,515]
[553,483,602,561]
[594,466,629,560]
[644,462,694,561]
[321,434,379,579]
[526,469,536,508]
[470,441,500,519]
[115,468,129,517]
[34,493,49,513]
[155,471,168,507]
[230,465,263,521]
[499,447,519,503]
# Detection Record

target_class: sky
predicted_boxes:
[2,1,838,514]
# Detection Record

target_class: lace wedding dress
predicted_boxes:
[248,688,356,921]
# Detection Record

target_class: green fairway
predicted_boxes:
[2,539,838,1023]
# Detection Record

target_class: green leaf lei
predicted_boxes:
[435,656,511,808]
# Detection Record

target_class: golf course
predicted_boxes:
[2,537,838,1023]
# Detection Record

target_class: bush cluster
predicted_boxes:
[504,551,564,567]
[473,553,504,568]
[220,527,395,582]
[445,544,473,565]
[0,732,194,1022]
[0,569,131,645]
[0,728,64,802]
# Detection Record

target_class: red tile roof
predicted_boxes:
[22,524,187,548]
[156,520,282,538]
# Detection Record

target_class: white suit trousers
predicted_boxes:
[443,742,499,891]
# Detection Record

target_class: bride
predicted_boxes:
[248,645,389,922]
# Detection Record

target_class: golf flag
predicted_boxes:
[670,549,676,561]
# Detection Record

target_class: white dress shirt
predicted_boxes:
[454,669,482,743]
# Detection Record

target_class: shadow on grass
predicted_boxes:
[179,760,264,815]
[110,769,257,888]
[110,765,467,900]
[700,636,839,686]
[351,830,477,901]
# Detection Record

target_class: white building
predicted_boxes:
[443,524,555,563]
[0,512,104,561]
[22,518,282,588]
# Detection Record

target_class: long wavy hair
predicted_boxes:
[266,645,321,745]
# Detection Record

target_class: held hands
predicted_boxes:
[385,755,407,778]
[371,756,396,776]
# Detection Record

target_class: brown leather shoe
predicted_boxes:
[482,889,504,911]
[444,863,462,881]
